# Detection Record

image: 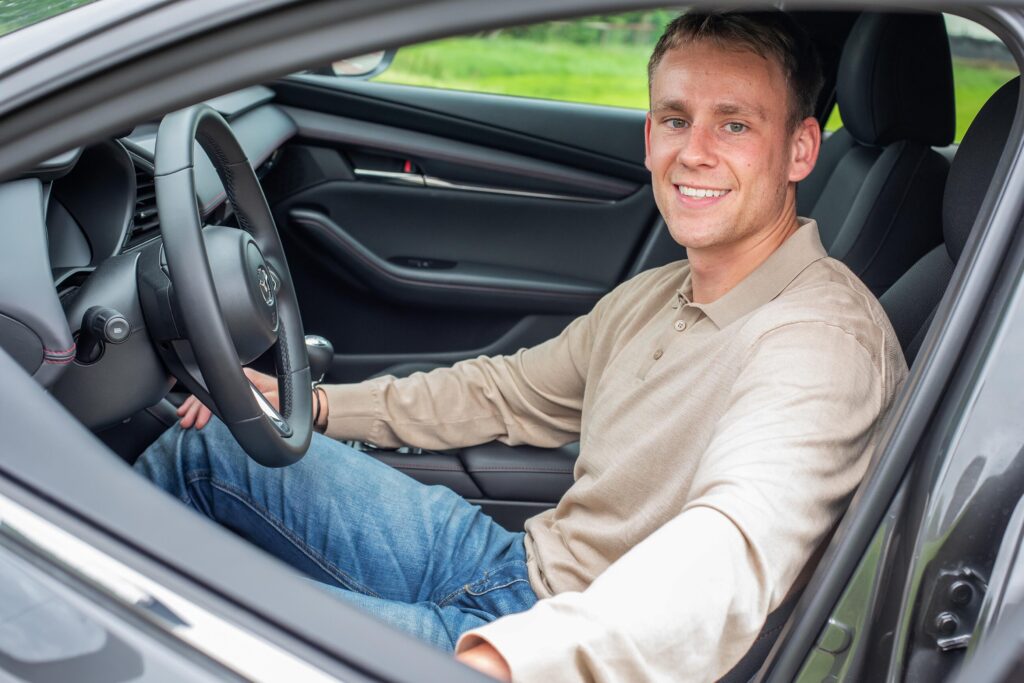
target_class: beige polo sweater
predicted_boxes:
[323,220,906,682]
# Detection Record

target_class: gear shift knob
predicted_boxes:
[305,335,334,383]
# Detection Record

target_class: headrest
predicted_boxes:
[837,13,955,146]
[943,77,1019,263]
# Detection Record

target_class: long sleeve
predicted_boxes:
[321,302,603,450]
[456,321,892,682]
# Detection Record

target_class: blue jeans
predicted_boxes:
[135,419,538,650]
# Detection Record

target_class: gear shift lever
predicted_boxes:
[304,335,334,383]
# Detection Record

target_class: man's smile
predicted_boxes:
[674,183,732,205]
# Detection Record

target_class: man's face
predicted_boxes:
[645,40,818,252]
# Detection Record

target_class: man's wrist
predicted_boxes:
[313,384,329,433]
[455,641,511,681]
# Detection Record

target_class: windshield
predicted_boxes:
[0,0,97,38]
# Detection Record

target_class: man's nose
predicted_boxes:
[677,125,717,168]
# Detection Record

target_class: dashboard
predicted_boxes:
[51,86,295,286]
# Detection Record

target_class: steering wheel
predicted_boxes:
[146,104,312,466]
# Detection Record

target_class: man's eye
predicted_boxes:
[726,122,748,134]
[667,118,688,129]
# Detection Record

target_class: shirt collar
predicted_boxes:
[676,218,827,329]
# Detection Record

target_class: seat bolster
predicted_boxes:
[797,128,857,216]
[807,142,885,254]
[879,245,954,363]
[836,143,949,294]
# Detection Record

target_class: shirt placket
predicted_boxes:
[638,300,703,380]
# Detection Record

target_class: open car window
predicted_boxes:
[367,9,684,109]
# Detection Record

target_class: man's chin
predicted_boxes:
[665,223,729,251]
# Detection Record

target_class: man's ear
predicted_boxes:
[644,112,653,172]
[787,116,821,183]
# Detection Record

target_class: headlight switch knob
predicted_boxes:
[76,306,130,364]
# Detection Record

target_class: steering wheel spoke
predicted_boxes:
[248,376,292,438]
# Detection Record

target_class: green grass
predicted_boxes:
[0,0,95,36]
[951,59,1020,140]
[379,37,1019,142]
[377,36,653,109]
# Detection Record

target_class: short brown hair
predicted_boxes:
[648,11,824,129]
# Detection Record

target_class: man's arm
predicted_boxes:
[321,303,603,451]
[455,321,895,681]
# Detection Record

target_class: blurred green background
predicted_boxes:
[0,0,95,35]
[378,12,1019,143]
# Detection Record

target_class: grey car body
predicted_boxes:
[1,1,1024,681]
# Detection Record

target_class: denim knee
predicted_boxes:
[135,418,247,503]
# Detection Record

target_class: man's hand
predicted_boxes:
[177,368,278,429]
[456,642,511,681]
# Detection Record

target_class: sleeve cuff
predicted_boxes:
[455,595,606,683]
[322,378,388,443]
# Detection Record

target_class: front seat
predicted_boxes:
[798,11,954,295]
[880,76,1019,365]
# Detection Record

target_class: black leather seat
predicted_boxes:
[798,12,954,295]
[880,76,1018,365]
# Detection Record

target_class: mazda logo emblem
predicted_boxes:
[256,266,275,307]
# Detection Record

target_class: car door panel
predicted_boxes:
[279,106,639,198]
[275,76,650,178]
[278,180,653,301]
[267,80,662,341]
[287,207,608,312]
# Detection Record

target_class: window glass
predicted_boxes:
[0,0,97,37]
[373,11,684,109]
[826,15,1018,143]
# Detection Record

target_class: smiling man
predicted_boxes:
[138,11,907,682]
[645,16,823,306]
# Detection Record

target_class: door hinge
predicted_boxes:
[924,567,987,651]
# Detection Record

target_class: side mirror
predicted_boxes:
[316,49,397,79]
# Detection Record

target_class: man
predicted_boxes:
[138,11,906,681]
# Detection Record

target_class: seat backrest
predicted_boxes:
[798,12,955,295]
[881,76,1019,364]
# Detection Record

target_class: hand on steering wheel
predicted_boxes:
[178,368,278,430]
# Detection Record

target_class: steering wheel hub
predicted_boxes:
[203,227,279,364]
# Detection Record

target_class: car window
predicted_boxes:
[825,14,1018,143]
[371,10,684,109]
[0,0,97,37]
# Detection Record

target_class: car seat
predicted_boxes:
[797,11,954,295]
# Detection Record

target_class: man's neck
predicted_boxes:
[688,208,800,304]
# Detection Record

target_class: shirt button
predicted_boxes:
[653,349,664,360]
[674,320,687,332]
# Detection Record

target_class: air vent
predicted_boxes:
[128,164,159,246]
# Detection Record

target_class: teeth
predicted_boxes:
[678,185,728,198]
